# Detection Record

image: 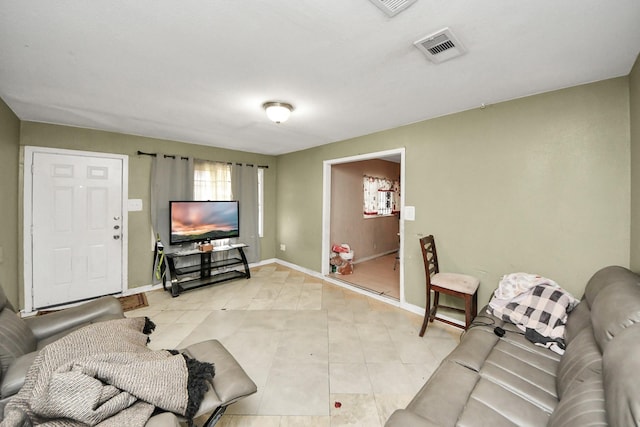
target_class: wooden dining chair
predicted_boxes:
[419,235,479,336]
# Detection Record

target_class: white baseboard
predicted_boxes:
[123,258,464,329]
[273,258,325,279]
[402,300,465,328]
[123,283,164,296]
[251,258,279,268]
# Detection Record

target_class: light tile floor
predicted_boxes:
[126,264,461,426]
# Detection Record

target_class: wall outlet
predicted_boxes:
[280,244,286,251]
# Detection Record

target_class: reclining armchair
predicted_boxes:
[0,286,256,426]
[0,287,124,407]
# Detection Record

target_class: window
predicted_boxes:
[258,167,264,237]
[194,160,231,200]
[193,159,265,238]
[363,175,400,218]
[378,190,393,215]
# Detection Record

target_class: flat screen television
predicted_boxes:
[170,200,240,245]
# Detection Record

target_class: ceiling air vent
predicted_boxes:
[368,0,418,17]
[414,28,467,64]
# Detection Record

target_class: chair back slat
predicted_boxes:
[419,235,439,281]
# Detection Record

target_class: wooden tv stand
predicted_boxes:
[165,244,250,297]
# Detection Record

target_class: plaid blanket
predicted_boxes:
[488,283,578,355]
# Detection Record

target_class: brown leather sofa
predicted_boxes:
[385,265,640,426]
[0,287,256,426]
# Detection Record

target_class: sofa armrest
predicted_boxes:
[0,352,38,398]
[179,339,257,420]
[24,296,124,342]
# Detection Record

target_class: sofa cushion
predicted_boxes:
[405,360,480,426]
[547,376,606,427]
[590,281,640,352]
[498,326,562,363]
[447,326,500,372]
[457,378,551,427]
[603,323,640,426]
[0,309,36,378]
[480,339,558,413]
[555,325,601,399]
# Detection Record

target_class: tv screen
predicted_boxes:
[170,200,240,245]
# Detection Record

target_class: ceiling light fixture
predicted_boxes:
[263,101,294,124]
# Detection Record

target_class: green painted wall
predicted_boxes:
[2,70,636,312]
[0,99,20,307]
[19,123,277,300]
[631,55,640,271]
[276,78,631,309]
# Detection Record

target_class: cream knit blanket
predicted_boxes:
[1,317,213,427]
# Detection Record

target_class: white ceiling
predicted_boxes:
[1,1,640,156]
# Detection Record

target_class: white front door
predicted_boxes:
[28,149,126,309]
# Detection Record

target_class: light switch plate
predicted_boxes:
[128,199,143,211]
[404,206,416,221]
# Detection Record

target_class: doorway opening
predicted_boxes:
[322,148,405,304]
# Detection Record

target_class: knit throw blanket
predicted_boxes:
[1,317,214,427]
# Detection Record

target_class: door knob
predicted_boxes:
[114,225,120,230]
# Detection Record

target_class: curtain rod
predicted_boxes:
[137,150,269,168]
[137,150,188,160]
